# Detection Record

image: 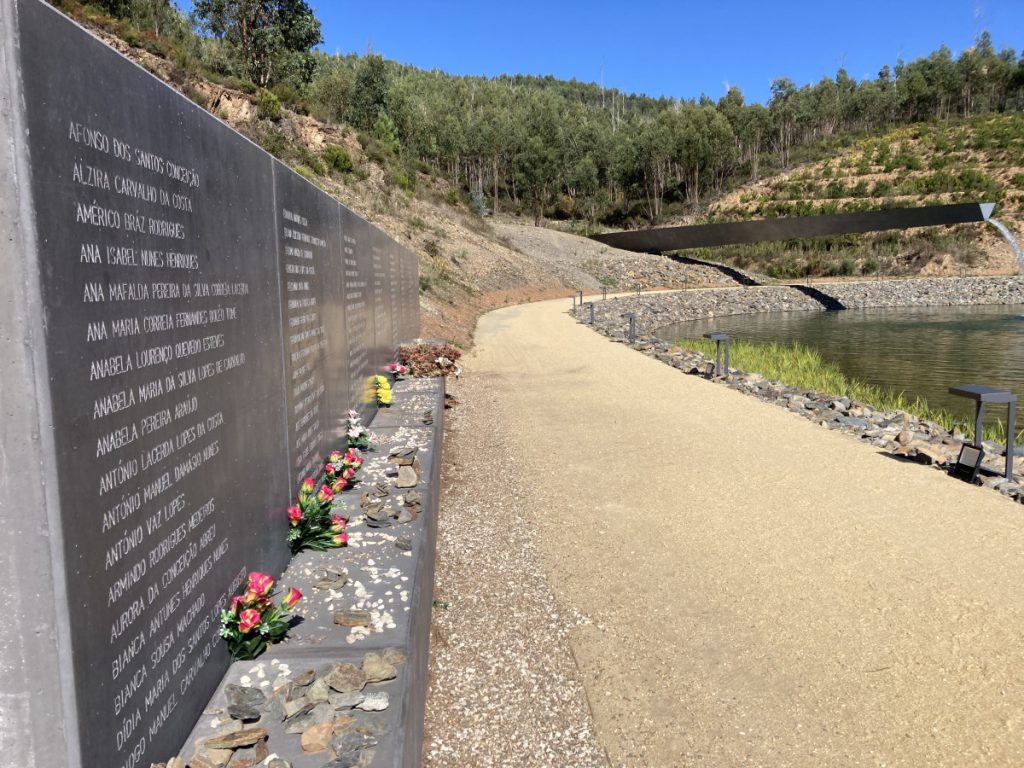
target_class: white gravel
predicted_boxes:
[423,376,609,767]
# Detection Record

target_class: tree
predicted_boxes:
[192,0,322,87]
[349,55,391,131]
[769,77,797,168]
[515,91,563,225]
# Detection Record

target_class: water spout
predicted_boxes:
[987,218,1024,273]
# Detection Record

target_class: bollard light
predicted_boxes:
[622,312,636,343]
[948,385,1017,482]
[703,331,731,378]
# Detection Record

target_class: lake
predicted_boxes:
[656,304,1024,418]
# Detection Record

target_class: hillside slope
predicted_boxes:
[691,116,1024,279]
[89,25,748,345]
[87,20,1024,344]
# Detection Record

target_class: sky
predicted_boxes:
[302,0,1023,105]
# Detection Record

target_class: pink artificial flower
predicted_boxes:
[344,449,359,462]
[238,608,261,634]
[332,532,348,547]
[287,505,302,526]
[301,477,315,493]
[331,479,345,494]
[342,467,356,480]
[231,595,246,614]
[329,450,342,462]
[325,461,335,474]
[282,587,302,610]
[247,571,274,596]
[317,485,333,503]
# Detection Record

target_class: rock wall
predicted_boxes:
[587,277,1024,338]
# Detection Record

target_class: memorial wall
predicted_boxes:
[0,2,419,766]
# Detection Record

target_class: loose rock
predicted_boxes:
[334,610,372,628]
[203,728,269,750]
[299,722,333,753]
[356,692,389,711]
[362,653,397,683]
[325,663,366,693]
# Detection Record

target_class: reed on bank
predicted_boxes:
[679,337,1016,443]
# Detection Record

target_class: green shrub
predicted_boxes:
[258,89,281,121]
[871,180,893,197]
[183,85,208,110]
[294,165,315,181]
[825,179,846,198]
[227,76,257,95]
[323,144,354,173]
[295,145,326,175]
[391,166,415,194]
[364,138,389,166]
[260,127,287,156]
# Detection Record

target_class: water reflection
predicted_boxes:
[656,305,1024,418]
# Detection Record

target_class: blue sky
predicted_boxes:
[305,0,1022,104]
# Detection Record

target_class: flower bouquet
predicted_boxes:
[325,448,364,492]
[219,571,302,660]
[387,362,408,380]
[287,476,348,553]
[344,409,377,451]
[373,374,392,407]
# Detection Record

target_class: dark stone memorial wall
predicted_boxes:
[0,2,420,767]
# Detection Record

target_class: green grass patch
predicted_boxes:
[677,337,1014,443]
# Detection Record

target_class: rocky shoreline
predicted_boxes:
[586,276,1024,337]
[576,277,1024,502]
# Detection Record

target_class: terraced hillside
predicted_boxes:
[697,115,1024,279]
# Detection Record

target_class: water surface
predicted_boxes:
[656,304,1024,418]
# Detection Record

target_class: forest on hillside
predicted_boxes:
[70,0,1024,228]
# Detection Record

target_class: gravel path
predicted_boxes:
[423,376,609,768]
[427,295,1024,767]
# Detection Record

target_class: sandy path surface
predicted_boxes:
[426,295,1024,767]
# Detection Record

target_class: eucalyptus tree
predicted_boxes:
[192,0,322,87]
